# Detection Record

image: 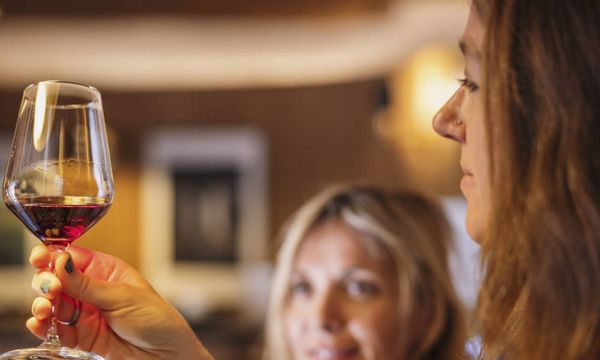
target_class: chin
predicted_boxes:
[465,210,484,244]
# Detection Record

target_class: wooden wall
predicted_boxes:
[0,79,432,268]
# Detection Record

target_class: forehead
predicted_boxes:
[460,8,485,61]
[293,221,391,274]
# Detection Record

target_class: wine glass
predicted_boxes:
[0,80,114,360]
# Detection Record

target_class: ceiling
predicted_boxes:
[0,0,392,17]
[0,0,467,90]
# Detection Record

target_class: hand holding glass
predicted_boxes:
[1,81,114,360]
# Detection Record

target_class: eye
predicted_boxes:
[346,280,380,298]
[458,78,480,92]
[290,280,311,297]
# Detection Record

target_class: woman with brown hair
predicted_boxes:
[433,0,600,358]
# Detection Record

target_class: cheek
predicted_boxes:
[471,131,491,240]
[463,167,487,242]
[349,303,401,357]
[284,306,305,353]
[464,101,490,241]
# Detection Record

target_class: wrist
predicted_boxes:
[170,317,213,360]
[174,338,213,360]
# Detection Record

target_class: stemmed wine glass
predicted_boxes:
[0,81,114,360]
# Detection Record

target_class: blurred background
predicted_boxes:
[0,0,479,358]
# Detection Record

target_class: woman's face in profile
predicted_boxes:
[283,220,408,360]
[432,7,489,243]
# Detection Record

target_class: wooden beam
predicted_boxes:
[1,0,393,17]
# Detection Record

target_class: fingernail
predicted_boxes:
[31,298,41,315]
[65,255,74,274]
[31,302,38,315]
[40,279,51,295]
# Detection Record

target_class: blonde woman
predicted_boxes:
[264,185,466,359]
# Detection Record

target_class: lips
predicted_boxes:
[460,164,475,191]
[460,161,473,177]
[460,173,475,190]
[307,346,359,360]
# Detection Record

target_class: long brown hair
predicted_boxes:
[264,185,466,359]
[475,0,600,358]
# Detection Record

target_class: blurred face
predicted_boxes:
[284,220,406,360]
[432,8,489,242]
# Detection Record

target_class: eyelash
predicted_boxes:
[289,279,380,299]
[458,78,479,92]
[290,281,311,296]
[346,280,380,298]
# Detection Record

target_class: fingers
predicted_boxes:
[31,272,62,300]
[60,245,96,272]
[54,252,128,310]
[31,297,52,320]
[26,312,78,347]
[31,295,80,324]
[30,245,123,305]
[29,245,96,273]
[29,294,86,349]
[29,245,51,270]
[26,316,47,340]
[31,247,146,312]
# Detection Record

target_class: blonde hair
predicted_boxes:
[264,184,466,359]
[473,0,600,358]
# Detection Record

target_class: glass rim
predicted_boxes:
[22,80,101,108]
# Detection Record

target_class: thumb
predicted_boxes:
[53,252,130,311]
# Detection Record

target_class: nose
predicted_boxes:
[432,87,466,143]
[313,289,344,333]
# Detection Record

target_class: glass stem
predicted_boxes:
[42,317,61,348]
[40,244,67,349]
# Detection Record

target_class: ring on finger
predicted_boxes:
[56,299,81,327]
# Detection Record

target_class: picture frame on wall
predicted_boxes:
[140,127,269,322]
[173,167,239,264]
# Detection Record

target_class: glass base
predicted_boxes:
[0,347,104,360]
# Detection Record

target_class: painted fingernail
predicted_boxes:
[65,255,74,274]
[40,279,51,295]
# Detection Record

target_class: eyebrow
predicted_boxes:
[342,267,381,279]
[459,39,481,61]
[290,266,377,279]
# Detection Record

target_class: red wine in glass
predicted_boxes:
[6,196,111,247]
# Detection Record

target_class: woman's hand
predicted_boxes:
[28,244,213,360]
